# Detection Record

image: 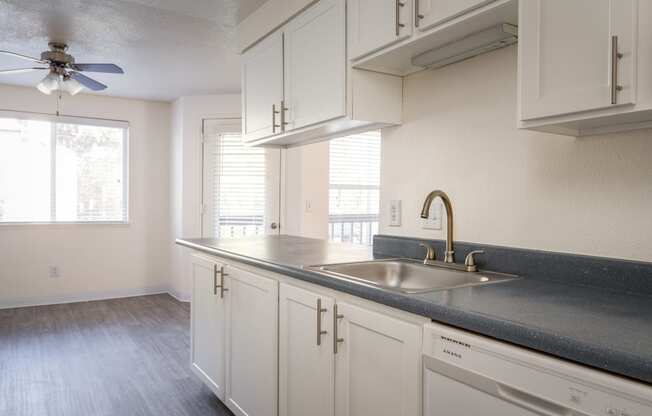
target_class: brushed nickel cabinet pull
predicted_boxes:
[415,0,424,27]
[213,265,218,296]
[272,104,281,133]
[395,1,406,36]
[214,266,229,298]
[611,35,624,105]
[333,304,344,354]
[280,100,289,132]
[316,298,328,346]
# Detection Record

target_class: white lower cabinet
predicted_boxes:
[190,255,278,416]
[279,284,422,416]
[191,256,422,416]
[279,283,335,416]
[225,265,278,416]
[190,255,227,400]
[334,301,422,416]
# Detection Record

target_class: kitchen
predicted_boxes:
[1,0,651,415]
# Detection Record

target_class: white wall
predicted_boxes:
[380,46,652,262]
[169,94,241,300]
[282,141,330,239]
[0,84,172,308]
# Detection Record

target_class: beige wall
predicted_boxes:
[169,94,241,300]
[380,45,652,261]
[0,84,172,308]
[282,141,330,239]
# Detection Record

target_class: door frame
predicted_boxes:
[201,118,282,238]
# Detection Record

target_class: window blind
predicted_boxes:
[0,116,128,224]
[212,133,267,238]
[329,130,381,245]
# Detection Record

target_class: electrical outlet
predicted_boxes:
[422,201,443,230]
[389,200,401,226]
[49,266,60,278]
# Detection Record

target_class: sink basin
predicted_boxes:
[307,259,516,294]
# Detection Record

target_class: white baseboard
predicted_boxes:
[0,287,172,310]
[167,288,191,303]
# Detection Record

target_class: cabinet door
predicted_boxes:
[415,0,494,31]
[225,266,278,416]
[348,0,413,60]
[190,255,226,400]
[279,283,335,416]
[241,31,284,142]
[519,0,637,120]
[284,0,346,131]
[334,302,421,416]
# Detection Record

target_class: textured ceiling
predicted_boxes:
[0,0,267,101]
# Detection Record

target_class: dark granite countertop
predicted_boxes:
[176,235,652,386]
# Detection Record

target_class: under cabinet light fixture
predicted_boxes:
[411,23,518,70]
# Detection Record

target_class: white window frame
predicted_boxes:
[0,110,130,226]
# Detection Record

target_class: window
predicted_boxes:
[0,115,128,224]
[329,130,381,245]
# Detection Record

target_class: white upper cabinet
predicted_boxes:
[348,0,413,60]
[225,265,278,416]
[349,0,518,76]
[334,301,422,416]
[240,0,402,147]
[279,283,335,416]
[241,31,284,142]
[190,255,227,400]
[284,0,346,131]
[519,0,637,121]
[415,0,495,32]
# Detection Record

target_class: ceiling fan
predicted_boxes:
[0,42,124,95]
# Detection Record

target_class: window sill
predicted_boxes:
[0,221,131,227]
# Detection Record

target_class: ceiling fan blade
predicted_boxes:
[0,67,48,74]
[72,63,124,74]
[70,72,107,91]
[0,50,47,64]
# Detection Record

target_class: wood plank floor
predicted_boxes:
[0,294,234,416]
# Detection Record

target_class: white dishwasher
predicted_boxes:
[423,322,652,416]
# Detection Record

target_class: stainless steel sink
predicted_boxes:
[306,259,517,294]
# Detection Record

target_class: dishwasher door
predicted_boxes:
[423,322,652,416]
[424,355,573,416]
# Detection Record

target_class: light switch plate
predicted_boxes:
[422,201,442,230]
[389,200,401,226]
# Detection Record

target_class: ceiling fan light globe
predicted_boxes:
[37,72,59,95]
[36,82,53,95]
[63,77,83,95]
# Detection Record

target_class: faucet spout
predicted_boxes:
[420,190,454,263]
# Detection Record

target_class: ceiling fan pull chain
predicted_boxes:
[56,91,62,116]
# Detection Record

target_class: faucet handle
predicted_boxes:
[464,250,485,272]
[419,243,436,263]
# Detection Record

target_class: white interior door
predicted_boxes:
[202,118,281,238]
